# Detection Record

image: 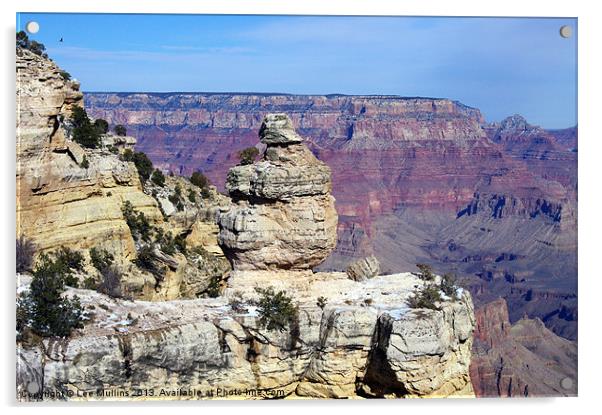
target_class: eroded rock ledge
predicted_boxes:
[17,272,474,400]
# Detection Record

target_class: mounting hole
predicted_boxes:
[25,21,40,34]
[559,25,572,38]
[27,381,40,394]
[560,377,573,389]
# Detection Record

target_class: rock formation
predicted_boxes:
[213,115,475,398]
[16,48,229,301]
[17,49,162,259]
[470,298,577,397]
[84,93,577,341]
[17,270,475,400]
[218,114,337,271]
[84,90,577,398]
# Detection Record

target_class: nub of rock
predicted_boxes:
[218,114,338,271]
[346,255,380,282]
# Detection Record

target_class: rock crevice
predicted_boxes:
[17,271,475,400]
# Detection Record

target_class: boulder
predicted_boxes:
[66,141,85,165]
[258,113,303,145]
[346,255,380,281]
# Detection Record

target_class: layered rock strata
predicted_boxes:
[81,89,578,398]
[17,54,477,399]
[16,49,229,301]
[17,271,475,400]
[218,114,337,271]
[84,94,577,343]
[212,115,475,398]
[469,299,577,397]
[16,49,162,259]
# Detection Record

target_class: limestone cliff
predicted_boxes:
[17,270,474,400]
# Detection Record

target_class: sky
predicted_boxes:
[16,13,577,128]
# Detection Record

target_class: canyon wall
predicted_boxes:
[470,298,577,397]
[16,49,231,301]
[84,92,577,397]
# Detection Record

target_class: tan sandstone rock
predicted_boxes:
[346,255,380,281]
[15,48,233,301]
[16,49,163,260]
[258,113,304,145]
[218,114,338,271]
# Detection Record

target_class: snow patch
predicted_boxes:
[241,305,259,317]
[16,285,30,295]
[385,307,410,319]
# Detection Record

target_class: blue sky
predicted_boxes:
[17,13,577,128]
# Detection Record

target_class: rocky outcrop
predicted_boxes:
[218,114,337,271]
[114,173,231,301]
[16,49,230,302]
[346,256,380,281]
[17,271,475,400]
[84,94,577,335]
[213,115,474,398]
[82,92,577,397]
[470,299,577,397]
[16,49,162,259]
[17,81,476,399]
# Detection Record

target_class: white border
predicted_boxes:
[2,1,600,414]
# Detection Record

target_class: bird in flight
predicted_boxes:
[59,37,63,42]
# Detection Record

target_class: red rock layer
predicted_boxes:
[85,93,574,238]
[470,298,577,397]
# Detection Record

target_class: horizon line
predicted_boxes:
[84,91,447,100]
